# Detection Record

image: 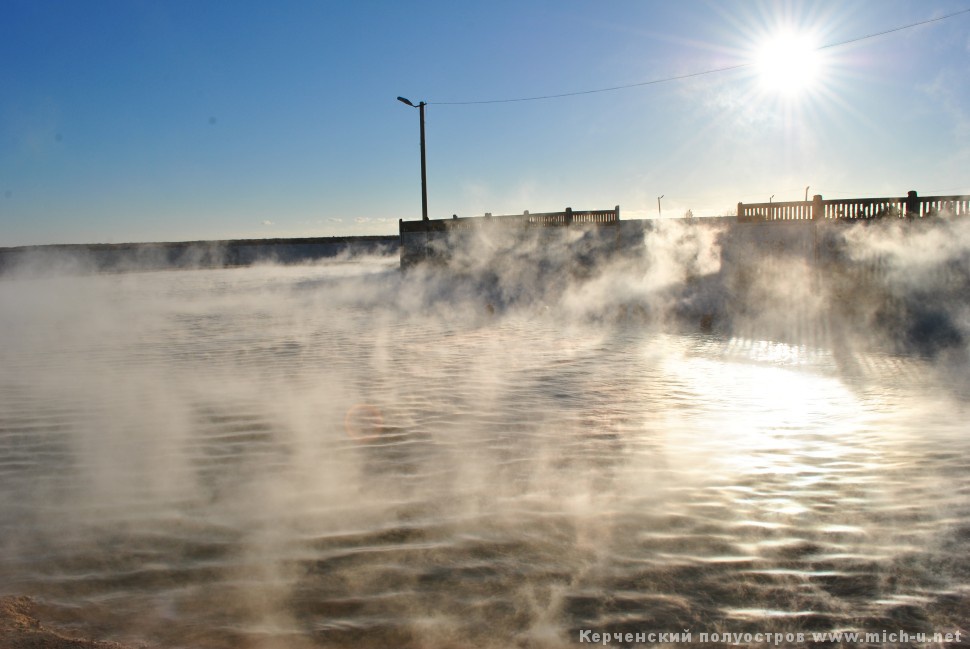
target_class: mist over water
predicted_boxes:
[1,224,969,648]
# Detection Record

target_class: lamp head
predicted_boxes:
[397,96,416,107]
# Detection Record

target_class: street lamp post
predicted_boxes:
[657,195,664,218]
[397,96,428,221]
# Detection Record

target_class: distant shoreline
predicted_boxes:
[0,235,400,275]
[0,234,398,254]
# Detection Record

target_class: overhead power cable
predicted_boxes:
[430,7,970,105]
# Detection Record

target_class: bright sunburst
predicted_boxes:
[754,31,821,97]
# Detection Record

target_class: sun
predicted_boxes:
[754,31,821,97]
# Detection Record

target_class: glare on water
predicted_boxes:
[0,259,968,648]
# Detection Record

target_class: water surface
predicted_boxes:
[1,259,968,647]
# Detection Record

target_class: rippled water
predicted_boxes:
[1,259,968,648]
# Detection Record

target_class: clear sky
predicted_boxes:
[2,0,969,246]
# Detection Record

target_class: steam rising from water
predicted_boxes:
[1,221,969,647]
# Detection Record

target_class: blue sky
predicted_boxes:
[2,0,969,246]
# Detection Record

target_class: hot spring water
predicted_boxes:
[0,258,968,647]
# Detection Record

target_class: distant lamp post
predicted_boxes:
[805,186,810,201]
[397,96,429,221]
[769,194,775,204]
[657,194,664,218]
